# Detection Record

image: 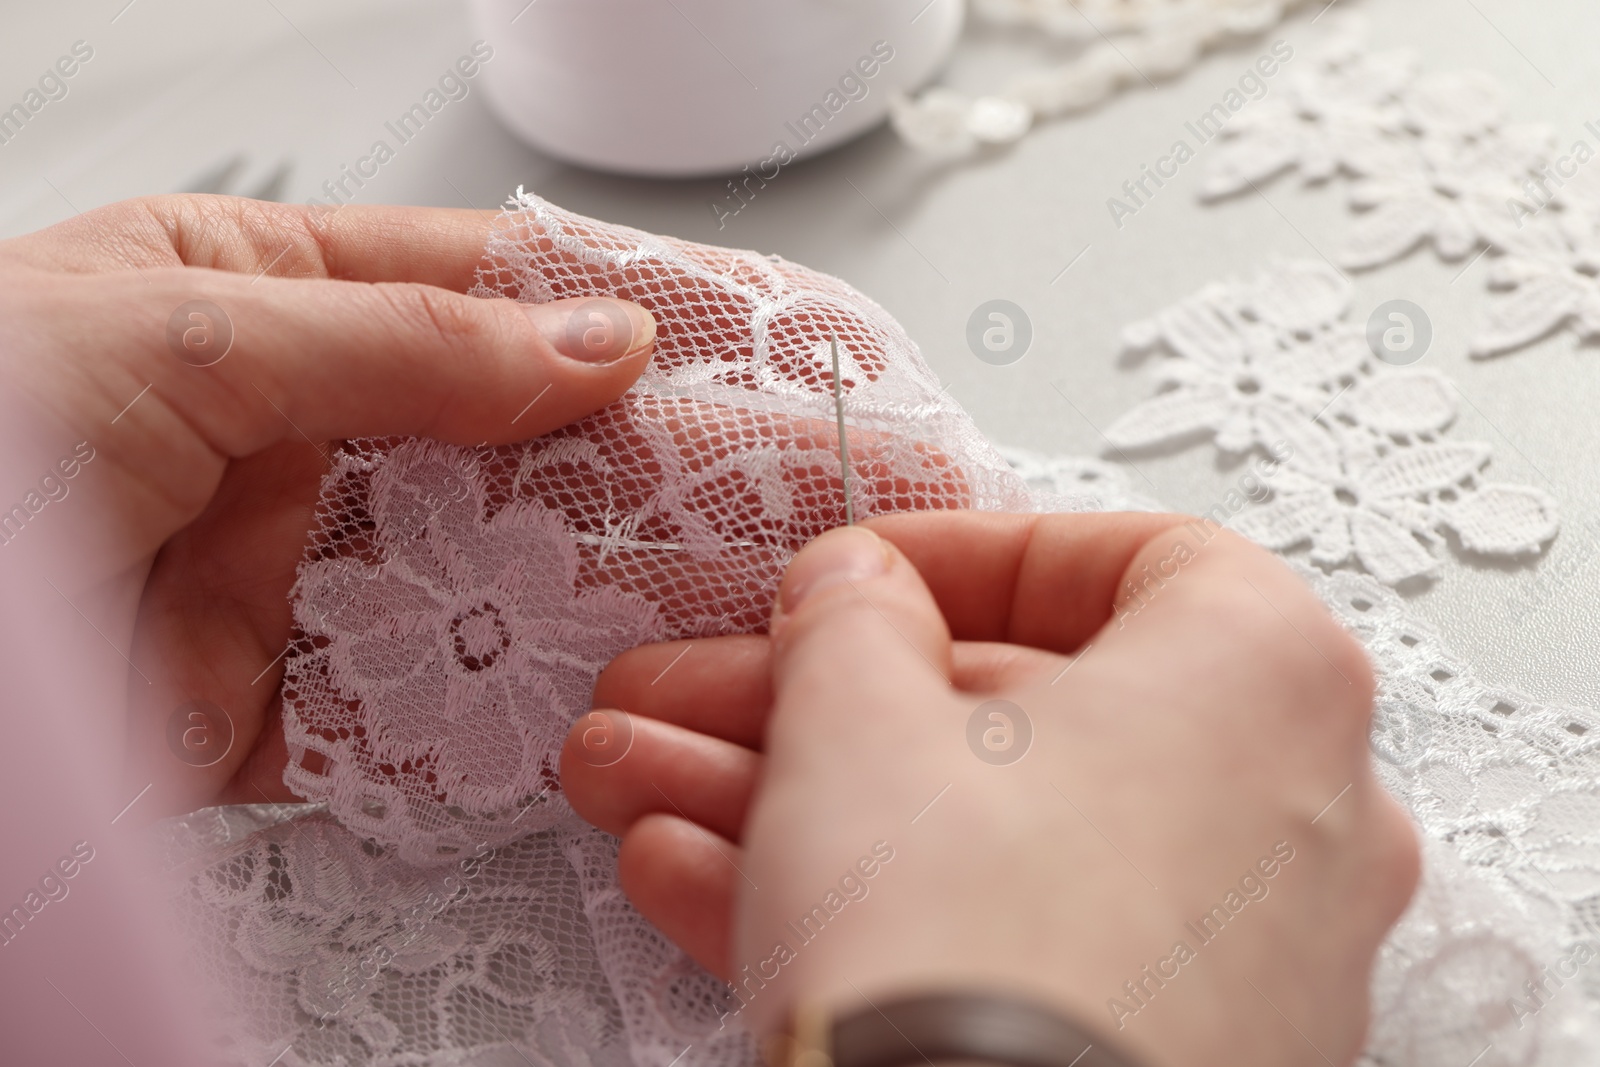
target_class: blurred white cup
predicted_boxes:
[469,0,964,177]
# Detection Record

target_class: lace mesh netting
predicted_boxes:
[160,196,1600,1066]
[280,193,1033,864]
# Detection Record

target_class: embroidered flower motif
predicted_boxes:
[1473,254,1600,357]
[287,440,661,861]
[1227,443,1559,585]
[1107,261,1558,585]
[1471,174,1600,356]
[1107,260,1365,471]
[1194,17,1600,365]
[1202,27,1416,198]
[281,192,1027,866]
[1337,73,1552,268]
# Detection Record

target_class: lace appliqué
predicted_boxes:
[1106,260,1558,584]
[1199,16,1600,363]
[891,0,1309,154]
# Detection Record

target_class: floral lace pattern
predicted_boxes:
[891,0,1309,154]
[223,193,1031,1064]
[280,193,1030,866]
[1199,16,1600,362]
[1106,260,1558,584]
[158,804,748,1067]
[1307,565,1600,1067]
[285,439,663,862]
[165,501,1600,1067]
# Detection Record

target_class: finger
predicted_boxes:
[561,714,757,841]
[96,271,655,454]
[618,813,739,980]
[951,640,1067,693]
[568,638,1063,843]
[9,197,503,288]
[594,637,771,749]
[862,511,1214,654]
[124,442,323,818]
[498,197,903,394]
[766,527,953,762]
[595,636,1062,749]
[871,511,1371,702]
[218,700,300,806]
[1107,525,1376,713]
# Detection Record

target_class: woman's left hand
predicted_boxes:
[0,194,657,817]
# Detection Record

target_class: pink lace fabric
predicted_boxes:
[280,193,1033,866]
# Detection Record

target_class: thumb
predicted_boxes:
[767,526,953,752]
[104,272,657,453]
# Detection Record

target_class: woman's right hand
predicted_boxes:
[563,512,1419,1067]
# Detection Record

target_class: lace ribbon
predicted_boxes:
[891,0,1310,154]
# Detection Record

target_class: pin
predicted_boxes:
[831,338,855,526]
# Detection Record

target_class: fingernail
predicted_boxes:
[531,297,655,363]
[780,527,892,614]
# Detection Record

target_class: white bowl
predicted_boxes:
[469,0,964,177]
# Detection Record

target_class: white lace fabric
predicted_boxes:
[1105,259,1558,585]
[160,26,1600,1062]
[166,459,1600,1067]
[1194,14,1600,364]
[160,805,650,1067]
[891,0,1309,154]
[1313,565,1600,1067]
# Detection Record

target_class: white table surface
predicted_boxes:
[5,0,1597,708]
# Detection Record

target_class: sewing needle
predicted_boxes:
[831,338,855,525]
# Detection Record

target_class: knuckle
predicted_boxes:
[779,582,884,647]
[122,192,189,222]
[1366,793,1423,922]
[129,195,329,278]
[380,283,500,362]
[1206,574,1375,736]
[592,644,665,708]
